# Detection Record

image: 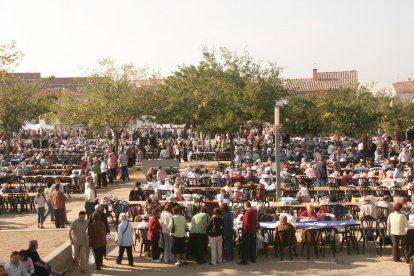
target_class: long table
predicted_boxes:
[259,220,357,230]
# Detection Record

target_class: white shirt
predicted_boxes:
[160,210,173,233]
[85,188,96,203]
[100,160,108,173]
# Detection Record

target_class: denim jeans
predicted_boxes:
[162,233,175,263]
[37,207,45,225]
[44,200,54,220]
[121,166,129,182]
[223,236,233,260]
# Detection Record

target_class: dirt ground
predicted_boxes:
[0,161,411,275]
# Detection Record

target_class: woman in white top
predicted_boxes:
[387,203,409,262]
[34,189,46,228]
[160,203,175,263]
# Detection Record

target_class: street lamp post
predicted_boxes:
[274,101,283,199]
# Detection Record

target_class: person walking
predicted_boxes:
[387,203,409,262]
[148,209,162,262]
[160,203,175,263]
[84,183,98,219]
[34,189,46,229]
[43,182,54,222]
[238,201,257,265]
[207,208,224,265]
[51,184,66,228]
[314,157,328,187]
[116,213,134,266]
[88,212,107,271]
[189,207,209,264]
[69,211,89,273]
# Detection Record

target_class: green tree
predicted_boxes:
[281,96,325,137]
[0,77,45,155]
[151,47,287,154]
[0,41,23,82]
[42,91,84,127]
[78,59,147,152]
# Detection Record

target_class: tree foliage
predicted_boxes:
[0,41,23,82]
[78,59,148,151]
[150,47,287,135]
[0,77,46,154]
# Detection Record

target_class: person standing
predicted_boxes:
[238,201,257,265]
[118,152,129,182]
[222,203,234,261]
[387,203,409,262]
[107,153,117,183]
[34,189,46,229]
[84,183,98,219]
[69,211,89,273]
[100,157,108,187]
[190,207,209,264]
[314,157,328,188]
[51,183,66,228]
[156,166,167,184]
[168,206,188,267]
[88,212,106,271]
[116,213,134,266]
[5,251,29,276]
[207,208,224,265]
[160,203,175,263]
[148,209,162,262]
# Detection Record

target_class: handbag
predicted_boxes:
[106,234,115,246]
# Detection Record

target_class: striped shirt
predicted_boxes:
[118,153,128,167]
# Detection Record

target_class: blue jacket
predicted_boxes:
[117,220,133,246]
[223,211,234,238]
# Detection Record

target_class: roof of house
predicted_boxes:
[392,81,414,93]
[286,70,358,92]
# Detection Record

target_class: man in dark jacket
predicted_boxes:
[89,204,110,259]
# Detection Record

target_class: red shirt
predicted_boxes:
[299,210,318,220]
[243,208,258,234]
[147,216,161,240]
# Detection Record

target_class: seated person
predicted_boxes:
[145,195,161,215]
[296,181,311,202]
[216,188,228,204]
[359,196,377,219]
[377,195,393,213]
[174,190,184,202]
[274,215,297,246]
[299,205,318,220]
[342,170,354,183]
[136,214,150,228]
[232,187,242,201]
[129,181,144,201]
[304,164,316,178]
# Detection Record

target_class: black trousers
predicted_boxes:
[152,232,161,260]
[391,235,408,261]
[101,172,108,187]
[109,168,117,182]
[93,246,105,269]
[192,233,207,263]
[117,246,133,265]
[54,208,65,228]
[241,232,256,263]
[96,173,102,188]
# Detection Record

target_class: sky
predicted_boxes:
[1,0,414,84]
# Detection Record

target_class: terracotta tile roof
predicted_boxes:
[8,72,41,80]
[392,81,414,93]
[286,70,358,92]
[34,88,87,98]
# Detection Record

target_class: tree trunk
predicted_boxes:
[5,132,11,157]
[229,132,235,160]
[114,133,120,153]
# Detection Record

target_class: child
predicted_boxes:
[34,189,46,228]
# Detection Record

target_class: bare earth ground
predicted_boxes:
[0,161,410,275]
